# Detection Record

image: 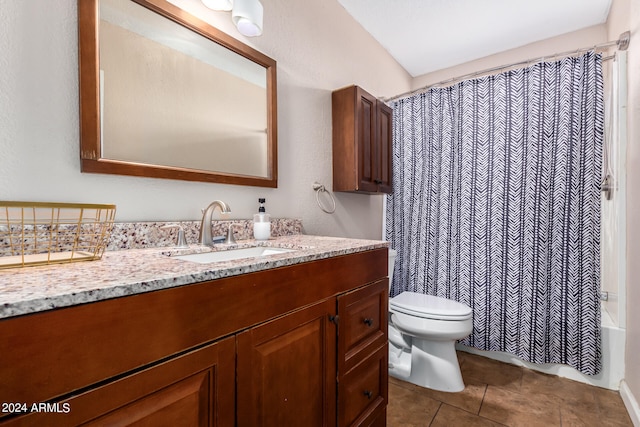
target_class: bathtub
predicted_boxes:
[456,303,625,390]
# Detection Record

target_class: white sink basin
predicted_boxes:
[173,246,296,264]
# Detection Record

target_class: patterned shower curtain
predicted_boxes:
[386,52,603,375]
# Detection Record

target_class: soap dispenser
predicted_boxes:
[253,198,271,240]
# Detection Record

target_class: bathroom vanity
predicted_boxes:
[0,236,388,426]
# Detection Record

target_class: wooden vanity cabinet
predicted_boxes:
[0,248,388,427]
[332,85,393,194]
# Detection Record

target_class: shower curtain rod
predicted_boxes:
[384,31,630,103]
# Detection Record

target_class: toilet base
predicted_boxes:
[388,337,465,392]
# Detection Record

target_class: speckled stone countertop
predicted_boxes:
[0,235,388,320]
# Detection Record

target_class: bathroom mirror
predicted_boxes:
[78,0,278,187]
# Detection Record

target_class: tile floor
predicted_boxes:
[387,351,633,427]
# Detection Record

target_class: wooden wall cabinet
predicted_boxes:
[0,249,388,427]
[332,85,393,194]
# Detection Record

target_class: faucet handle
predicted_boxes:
[225,223,237,245]
[161,224,189,249]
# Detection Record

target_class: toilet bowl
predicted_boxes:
[387,249,472,392]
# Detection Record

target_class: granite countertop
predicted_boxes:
[0,235,388,320]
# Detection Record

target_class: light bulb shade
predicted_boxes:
[232,0,263,36]
[202,0,233,11]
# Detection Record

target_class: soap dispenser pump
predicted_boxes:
[253,198,271,240]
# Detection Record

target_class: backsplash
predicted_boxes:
[107,218,303,251]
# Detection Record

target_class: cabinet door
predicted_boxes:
[237,298,337,427]
[356,87,380,193]
[376,101,393,194]
[0,337,235,427]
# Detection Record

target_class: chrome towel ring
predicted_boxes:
[312,182,336,214]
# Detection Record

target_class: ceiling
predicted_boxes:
[337,0,612,77]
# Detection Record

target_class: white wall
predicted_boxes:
[411,25,607,91]
[604,0,640,421]
[0,0,411,240]
[621,0,640,421]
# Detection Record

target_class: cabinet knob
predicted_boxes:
[363,318,374,327]
[364,390,373,399]
[374,179,383,185]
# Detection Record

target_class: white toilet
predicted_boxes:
[387,249,473,392]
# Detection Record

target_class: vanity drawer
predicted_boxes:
[338,344,388,427]
[338,279,388,372]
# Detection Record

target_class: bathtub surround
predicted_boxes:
[601,50,628,331]
[387,52,604,375]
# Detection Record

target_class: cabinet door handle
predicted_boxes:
[364,390,373,399]
[374,179,382,185]
[363,318,373,327]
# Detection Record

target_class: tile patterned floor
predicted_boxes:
[387,351,633,427]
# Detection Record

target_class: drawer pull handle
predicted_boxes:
[363,318,373,327]
[364,390,373,399]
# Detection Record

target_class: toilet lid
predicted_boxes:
[390,292,472,321]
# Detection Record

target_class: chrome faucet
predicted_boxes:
[199,200,232,246]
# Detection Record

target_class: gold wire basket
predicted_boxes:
[0,201,116,269]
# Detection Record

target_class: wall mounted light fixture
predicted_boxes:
[202,0,264,37]
[201,0,233,11]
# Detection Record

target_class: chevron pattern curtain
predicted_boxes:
[386,52,604,375]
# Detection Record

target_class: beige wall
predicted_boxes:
[0,0,411,239]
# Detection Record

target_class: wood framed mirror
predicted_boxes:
[78,0,278,187]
